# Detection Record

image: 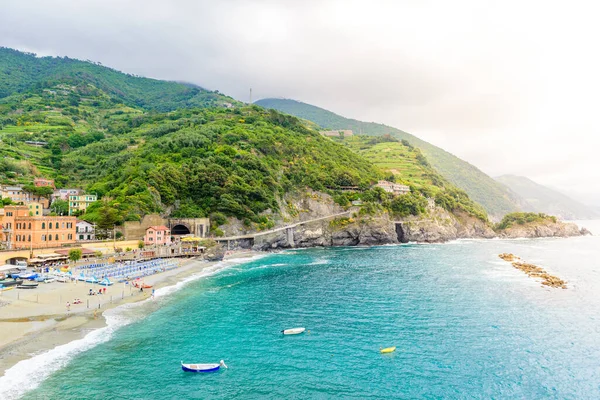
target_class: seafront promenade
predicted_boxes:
[0,240,141,265]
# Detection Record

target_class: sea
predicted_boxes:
[2,221,600,399]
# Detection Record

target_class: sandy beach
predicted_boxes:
[0,250,261,376]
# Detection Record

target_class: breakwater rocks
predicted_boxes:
[499,253,567,289]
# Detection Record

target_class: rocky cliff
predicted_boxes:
[497,220,589,238]
[252,208,496,250]
[219,190,588,251]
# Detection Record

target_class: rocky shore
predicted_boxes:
[497,220,590,239]
[499,253,567,289]
[220,191,590,251]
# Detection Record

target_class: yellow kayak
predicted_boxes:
[380,346,396,354]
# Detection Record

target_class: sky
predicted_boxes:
[1,0,599,204]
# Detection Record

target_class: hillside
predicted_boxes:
[0,46,492,234]
[495,175,599,220]
[255,98,524,218]
[333,135,487,220]
[0,47,236,111]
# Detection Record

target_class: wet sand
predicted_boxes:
[0,251,261,376]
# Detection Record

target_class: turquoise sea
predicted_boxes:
[3,222,600,399]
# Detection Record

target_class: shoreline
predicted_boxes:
[0,250,263,378]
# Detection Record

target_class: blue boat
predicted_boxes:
[181,360,227,373]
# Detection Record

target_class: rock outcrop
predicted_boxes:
[219,190,589,251]
[497,221,586,238]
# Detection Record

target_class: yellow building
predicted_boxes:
[27,202,43,216]
[68,194,98,216]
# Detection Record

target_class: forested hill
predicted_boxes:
[255,98,524,218]
[0,47,236,111]
[495,175,599,220]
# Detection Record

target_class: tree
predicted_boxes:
[68,248,82,264]
[50,199,69,216]
[138,240,145,249]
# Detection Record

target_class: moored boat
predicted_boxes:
[17,282,39,289]
[380,346,396,354]
[281,327,306,335]
[0,278,24,287]
[181,360,227,372]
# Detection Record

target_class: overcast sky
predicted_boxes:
[1,0,599,204]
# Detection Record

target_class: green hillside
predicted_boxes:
[334,135,486,220]
[0,47,236,111]
[255,98,523,218]
[495,175,598,220]
[0,47,490,230]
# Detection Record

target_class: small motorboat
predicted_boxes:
[282,327,306,335]
[380,346,396,354]
[0,278,23,287]
[17,282,39,289]
[17,273,38,281]
[55,276,69,283]
[181,360,227,373]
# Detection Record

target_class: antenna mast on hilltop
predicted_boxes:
[249,88,252,104]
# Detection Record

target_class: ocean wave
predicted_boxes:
[0,254,265,400]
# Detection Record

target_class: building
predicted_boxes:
[0,205,76,249]
[76,220,95,241]
[27,202,43,216]
[375,180,411,196]
[144,225,172,246]
[319,129,353,137]
[427,197,436,211]
[1,186,28,203]
[0,186,50,208]
[68,194,97,216]
[53,188,80,201]
[34,178,55,189]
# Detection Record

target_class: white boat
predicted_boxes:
[281,327,306,335]
[181,360,227,372]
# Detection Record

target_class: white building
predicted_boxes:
[76,220,95,241]
[53,188,80,201]
[375,180,411,196]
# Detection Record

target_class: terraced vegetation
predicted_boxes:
[255,98,523,218]
[334,135,487,221]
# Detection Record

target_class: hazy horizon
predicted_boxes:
[1,0,599,205]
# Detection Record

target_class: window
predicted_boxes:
[67,234,72,240]
[55,234,59,241]
[28,223,31,229]
[41,235,46,241]
[42,222,45,229]
[48,235,52,241]
[79,235,84,240]
[28,235,31,242]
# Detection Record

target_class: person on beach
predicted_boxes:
[66,302,70,312]
[151,288,155,300]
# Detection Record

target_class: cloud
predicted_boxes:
[1,0,599,202]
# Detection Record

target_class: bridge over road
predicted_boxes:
[214,211,353,250]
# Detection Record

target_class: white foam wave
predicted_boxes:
[0,254,266,399]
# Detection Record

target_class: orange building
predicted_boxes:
[0,205,76,250]
[34,178,55,189]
